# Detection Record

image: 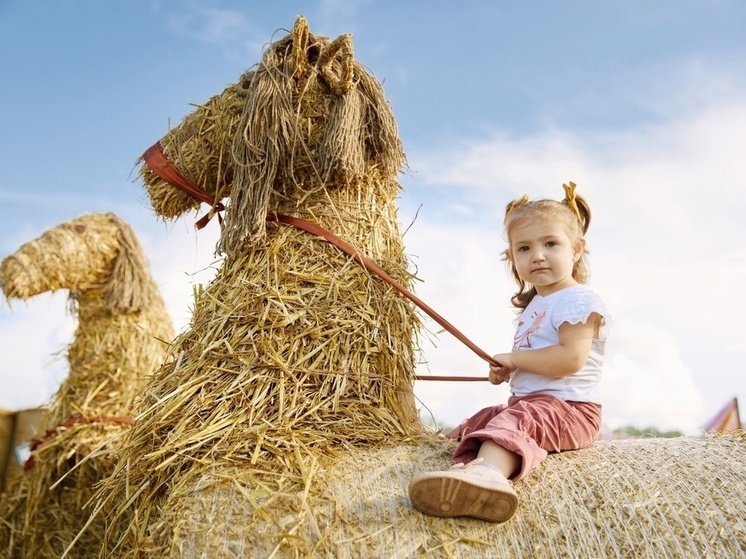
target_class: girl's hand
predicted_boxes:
[488,353,516,385]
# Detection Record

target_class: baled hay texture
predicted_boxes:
[0,213,175,559]
[92,17,420,558]
[139,432,746,559]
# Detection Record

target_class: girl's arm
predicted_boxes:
[491,313,600,381]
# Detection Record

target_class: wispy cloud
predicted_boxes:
[160,5,268,61]
[403,76,746,434]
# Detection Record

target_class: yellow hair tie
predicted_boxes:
[505,194,530,217]
[562,181,582,222]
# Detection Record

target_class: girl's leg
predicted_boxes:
[477,440,521,479]
[455,394,601,481]
[408,395,601,522]
[409,403,524,523]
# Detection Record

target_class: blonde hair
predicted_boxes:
[503,183,592,310]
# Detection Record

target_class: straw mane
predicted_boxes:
[105,214,159,313]
[220,29,403,251]
[0,213,174,559]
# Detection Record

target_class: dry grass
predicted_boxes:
[153,432,746,558]
[0,213,174,559]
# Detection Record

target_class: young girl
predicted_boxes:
[408,182,612,523]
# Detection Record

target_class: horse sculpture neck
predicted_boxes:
[45,288,172,427]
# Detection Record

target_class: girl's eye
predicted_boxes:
[546,241,556,247]
[518,246,529,252]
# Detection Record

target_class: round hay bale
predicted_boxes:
[158,432,746,558]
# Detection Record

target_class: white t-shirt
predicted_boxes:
[508,284,612,404]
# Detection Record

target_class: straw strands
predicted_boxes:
[90,16,422,557]
[0,213,174,559]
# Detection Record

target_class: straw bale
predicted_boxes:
[91,17,422,557]
[149,432,746,558]
[2,408,45,491]
[0,213,174,559]
[0,410,12,493]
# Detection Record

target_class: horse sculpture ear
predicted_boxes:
[318,34,354,95]
[104,214,154,315]
[291,16,310,79]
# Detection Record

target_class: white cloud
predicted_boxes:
[161,6,266,61]
[601,320,703,434]
[406,219,516,429]
[402,88,746,434]
[0,293,72,410]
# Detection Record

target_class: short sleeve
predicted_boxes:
[552,286,612,341]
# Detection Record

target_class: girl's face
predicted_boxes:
[507,218,584,296]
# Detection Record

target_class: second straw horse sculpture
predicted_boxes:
[92,16,426,557]
[0,213,174,559]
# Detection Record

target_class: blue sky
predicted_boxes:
[2,1,745,434]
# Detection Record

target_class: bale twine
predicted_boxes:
[91,17,422,558]
[0,213,175,559]
[157,432,745,558]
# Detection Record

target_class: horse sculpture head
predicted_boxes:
[140,15,404,256]
[1,212,158,314]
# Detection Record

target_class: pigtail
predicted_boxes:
[562,181,592,234]
[574,195,592,235]
[504,194,530,220]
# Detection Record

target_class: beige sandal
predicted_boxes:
[408,458,518,523]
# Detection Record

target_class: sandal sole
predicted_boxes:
[409,472,518,522]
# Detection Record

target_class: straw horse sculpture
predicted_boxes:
[90,15,423,558]
[0,213,174,559]
[90,17,746,559]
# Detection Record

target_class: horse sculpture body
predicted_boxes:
[0,213,174,559]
